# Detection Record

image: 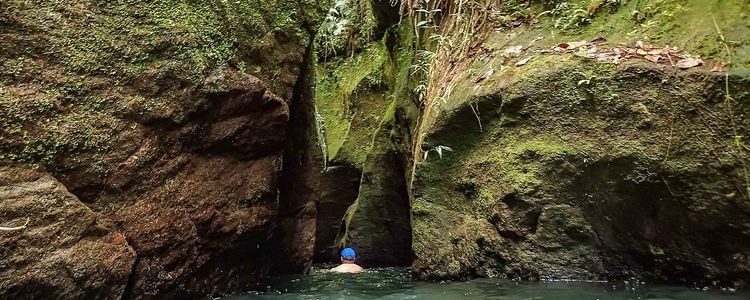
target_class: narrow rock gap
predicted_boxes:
[273,36,323,274]
[312,163,362,263]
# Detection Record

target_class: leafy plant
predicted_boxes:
[537,0,622,30]
[423,145,453,160]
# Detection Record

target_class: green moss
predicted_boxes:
[566,0,750,66]
[0,0,329,171]
[315,42,389,164]
[413,42,750,279]
[533,205,593,249]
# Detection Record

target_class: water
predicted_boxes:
[227,267,749,300]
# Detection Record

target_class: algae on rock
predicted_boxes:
[312,1,418,266]
[410,0,750,287]
[1,0,330,298]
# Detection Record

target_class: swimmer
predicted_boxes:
[330,247,364,273]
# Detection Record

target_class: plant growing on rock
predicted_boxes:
[423,145,453,160]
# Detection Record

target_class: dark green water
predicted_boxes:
[228,267,748,300]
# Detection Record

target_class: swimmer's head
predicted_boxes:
[340,247,357,262]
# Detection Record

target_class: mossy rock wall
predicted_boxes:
[312,1,418,266]
[410,0,750,286]
[1,0,328,298]
[412,57,750,285]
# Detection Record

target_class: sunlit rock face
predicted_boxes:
[408,0,750,287]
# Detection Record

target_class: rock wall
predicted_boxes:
[0,165,136,299]
[0,0,327,298]
[410,0,750,288]
[312,0,416,267]
[413,59,750,286]
[3,0,750,296]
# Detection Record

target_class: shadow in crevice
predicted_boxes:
[313,164,362,263]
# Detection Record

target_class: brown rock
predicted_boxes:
[0,165,136,299]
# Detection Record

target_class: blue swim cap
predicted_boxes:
[341,247,356,260]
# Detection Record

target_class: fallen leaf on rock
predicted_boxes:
[596,52,620,62]
[648,49,666,55]
[555,40,589,51]
[528,36,544,46]
[515,56,534,67]
[475,69,495,83]
[584,47,599,59]
[504,45,523,57]
[711,64,726,72]
[675,57,703,69]
[568,41,589,49]
[547,39,705,71]
[644,55,660,63]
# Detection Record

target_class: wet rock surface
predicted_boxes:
[0,165,136,299]
[313,165,361,263]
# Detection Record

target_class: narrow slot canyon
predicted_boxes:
[1,0,750,299]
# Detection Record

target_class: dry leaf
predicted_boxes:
[556,41,588,51]
[711,64,726,72]
[648,49,665,55]
[568,41,589,49]
[675,57,704,69]
[515,56,534,67]
[504,45,523,57]
[528,36,544,47]
[475,69,495,83]
[636,49,648,56]
[644,55,660,63]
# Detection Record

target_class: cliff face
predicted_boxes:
[307,0,750,288]
[412,60,750,285]
[410,0,750,287]
[2,0,750,297]
[0,0,327,298]
[311,0,417,267]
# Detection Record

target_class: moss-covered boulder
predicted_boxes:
[413,55,750,285]
[410,0,750,287]
[1,0,328,297]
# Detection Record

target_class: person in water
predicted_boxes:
[330,247,364,273]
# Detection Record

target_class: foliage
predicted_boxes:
[423,145,453,160]
[537,0,622,30]
[316,0,377,59]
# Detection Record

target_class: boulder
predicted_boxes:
[0,165,136,299]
